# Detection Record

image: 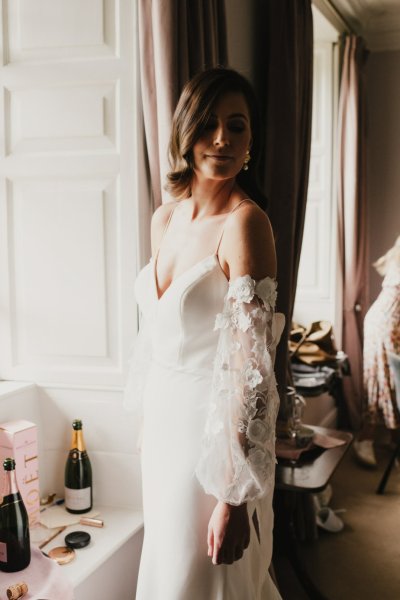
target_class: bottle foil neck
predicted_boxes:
[2,468,19,497]
[70,429,86,452]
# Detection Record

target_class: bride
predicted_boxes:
[127,67,283,599]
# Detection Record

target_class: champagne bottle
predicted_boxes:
[0,458,31,572]
[64,419,93,514]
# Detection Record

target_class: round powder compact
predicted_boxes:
[65,530,91,549]
[48,546,75,565]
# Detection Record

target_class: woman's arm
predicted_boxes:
[202,202,279,565]
[220,201,276,281]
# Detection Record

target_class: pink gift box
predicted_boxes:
[0,420,40,528]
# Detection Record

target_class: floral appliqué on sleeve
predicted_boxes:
[195,275,280,505]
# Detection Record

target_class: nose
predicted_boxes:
[213,124,230,147]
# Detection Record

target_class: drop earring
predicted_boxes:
[243,150,251,171]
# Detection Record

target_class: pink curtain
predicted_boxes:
[138,0,227,209]
[337,35,369,430]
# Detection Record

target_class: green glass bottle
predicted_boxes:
[0,458,31,572]
[64,419,93,514]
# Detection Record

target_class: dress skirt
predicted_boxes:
[135,360,280,600]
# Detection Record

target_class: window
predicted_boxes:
[293,6,341,339]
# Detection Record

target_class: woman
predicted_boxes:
[126,68,283,599]
[354,236,400,467]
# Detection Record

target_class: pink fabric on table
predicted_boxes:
[276,438,314,461]
[0,545,74,600]
[276,433,347,460]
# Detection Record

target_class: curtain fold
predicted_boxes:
[253,0,314,411]
[337,35,369,430]
[138,0,227,210]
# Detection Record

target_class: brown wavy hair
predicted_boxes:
[165,68,267,210]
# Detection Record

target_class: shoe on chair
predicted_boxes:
[353,439,377,467]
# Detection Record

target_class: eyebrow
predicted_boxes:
[209,112,249,121]
[228,113,248,120]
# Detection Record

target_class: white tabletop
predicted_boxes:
[41,506,144,586]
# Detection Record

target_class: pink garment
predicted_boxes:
[0,545,74,600]
[363,264,400,429]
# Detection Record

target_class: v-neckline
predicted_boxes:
[152,254,223,302]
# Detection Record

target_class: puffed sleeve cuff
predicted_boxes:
[195,275,284,505]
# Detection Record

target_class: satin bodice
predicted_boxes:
[135,254,228,373]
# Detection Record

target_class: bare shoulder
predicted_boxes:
[221,201,276,281]
[151,201,179,256]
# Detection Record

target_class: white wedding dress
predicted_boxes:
[125,202,283,600]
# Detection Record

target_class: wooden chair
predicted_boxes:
[376,352,400,494]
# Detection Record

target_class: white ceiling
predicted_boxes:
[331,0,400,51]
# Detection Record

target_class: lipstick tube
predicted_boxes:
[79,516,104,528]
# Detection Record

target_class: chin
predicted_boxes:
[205,167,239,180]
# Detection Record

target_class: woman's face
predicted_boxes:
[192,91,252,184]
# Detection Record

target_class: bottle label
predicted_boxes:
[65,486,91,510]
[0,541,7,562]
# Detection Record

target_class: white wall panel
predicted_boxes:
[0,383,143,508]
[5,0,117,64]
[0,1,138,386]
[7,83,116,154]
[37,386,142,509]
[11,180,112,361]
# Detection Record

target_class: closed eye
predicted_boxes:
[202,120,246,134]
[228,122,246,133]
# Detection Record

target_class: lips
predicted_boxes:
[206,154,233,161]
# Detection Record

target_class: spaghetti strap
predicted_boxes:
[155,204,177,260]
[215,198,252,256]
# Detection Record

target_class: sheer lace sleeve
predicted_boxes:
[195,275,283,505]
[123,312,152,447]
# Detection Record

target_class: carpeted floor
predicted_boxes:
[291,438,400,600]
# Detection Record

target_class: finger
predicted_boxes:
[207,529,213,558]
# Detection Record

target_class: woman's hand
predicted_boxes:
[207,501,250,565]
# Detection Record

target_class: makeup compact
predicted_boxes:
[48,546,75,565]
[65,530,91,549]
